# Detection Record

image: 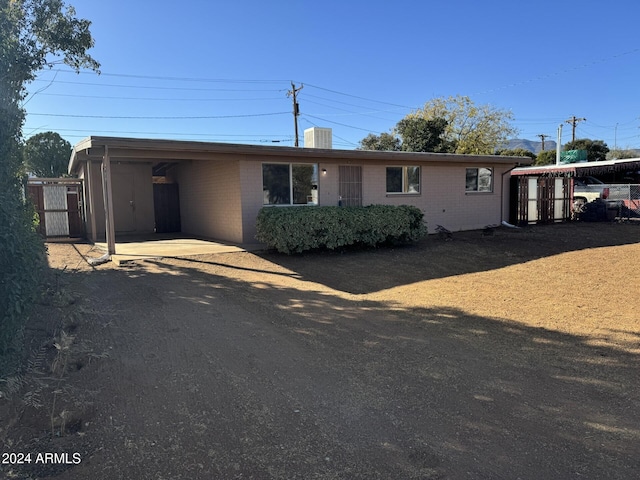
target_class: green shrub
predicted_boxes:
[256,205,427,254]
[0,189,47,365]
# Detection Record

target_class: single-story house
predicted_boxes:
[68,136,533,254]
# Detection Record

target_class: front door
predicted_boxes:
[112,171,136,233]
[339,166,362,206]
[153,183,181,233]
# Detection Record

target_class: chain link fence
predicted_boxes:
[606,184,640,220]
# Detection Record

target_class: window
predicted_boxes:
[465,167,493,192]
[263,163,318,205]
[386,166,420,194]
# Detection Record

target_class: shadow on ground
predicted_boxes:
[255,222,640,294]
[3,245,638,480]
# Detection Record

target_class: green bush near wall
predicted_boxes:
[256,205,427,254]
[0,190,47,367]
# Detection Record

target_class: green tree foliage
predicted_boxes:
[407,95,518,154]
[23,131,72,177]
[395,117,452,153]
[0,0,98,366]
[358,132,401,151]
[495,148,536,161]
[534,150,557,166]
[606,148,639,160]
[358,118,452,153]
[564,139,609,162]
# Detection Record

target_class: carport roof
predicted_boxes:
[512,157,640,177]
[69,135,533,174]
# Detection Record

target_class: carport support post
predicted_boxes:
[102,145,116,255]
[87,160,98,243]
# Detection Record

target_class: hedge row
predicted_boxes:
[256,204,427,254]
[0,189,47,364]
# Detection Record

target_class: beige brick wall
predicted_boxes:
[81,161,106,241]
[360,161,510,232]
[81,154,517,245]
[238,159,342,243]
[238,160,262,243]
[175,157,244,243]
[238,158,513,240]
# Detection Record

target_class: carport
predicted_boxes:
[511,157,640,224]
[69,137,261,259]
[93,235,261,265]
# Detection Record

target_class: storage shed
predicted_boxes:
[511,158,640,224]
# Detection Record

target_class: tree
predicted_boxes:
[359,118,451,153]
[563,139,609,162]
[1,0,99,364]
[358,132,401,151]
[606,148,639,160]
[495,148,536,161]
[406,95,518,155]
[534,150,557,166]
[395,117,452,153]
[23,131,72,177]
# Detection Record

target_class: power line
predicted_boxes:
[31,78,284,92]
[45,69,416,109]
[37,92,284,102]
[300,117,358,148]
[29,112,290,120]
[48,68,290,84]
[303,83,414,109]
[473,47,640,96]
[302,92,409,113]
[36,127,292,138]
[301,114,382,133]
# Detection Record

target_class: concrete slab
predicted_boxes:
[93,237,264,265]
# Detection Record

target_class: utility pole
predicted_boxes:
[565,116,586,144]
[556,124,563,165]
[287,82,303,147]
[537,134,549,151]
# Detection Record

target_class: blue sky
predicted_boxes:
[23,0,640,151]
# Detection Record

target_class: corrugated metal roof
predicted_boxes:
[512,158,640,177]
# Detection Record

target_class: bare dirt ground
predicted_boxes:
[1,222,639,479]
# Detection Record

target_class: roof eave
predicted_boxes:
[69,136,533,167]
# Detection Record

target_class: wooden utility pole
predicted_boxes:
[287,82,303,147]
[537,134,549,151]
[565,116,586,143]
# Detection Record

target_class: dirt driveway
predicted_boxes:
[1,222,639,479]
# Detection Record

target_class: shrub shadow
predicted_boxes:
[255,222,640,294]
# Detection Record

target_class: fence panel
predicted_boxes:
[605,184,640,219]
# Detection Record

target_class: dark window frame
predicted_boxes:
[465,167,493,193]
[262,163,319,206]
[386,166,421,194]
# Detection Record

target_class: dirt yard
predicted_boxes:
[1,222,639,479]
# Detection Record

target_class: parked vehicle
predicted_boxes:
[573,176,609,207]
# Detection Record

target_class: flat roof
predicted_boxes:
[69,136,533,174]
